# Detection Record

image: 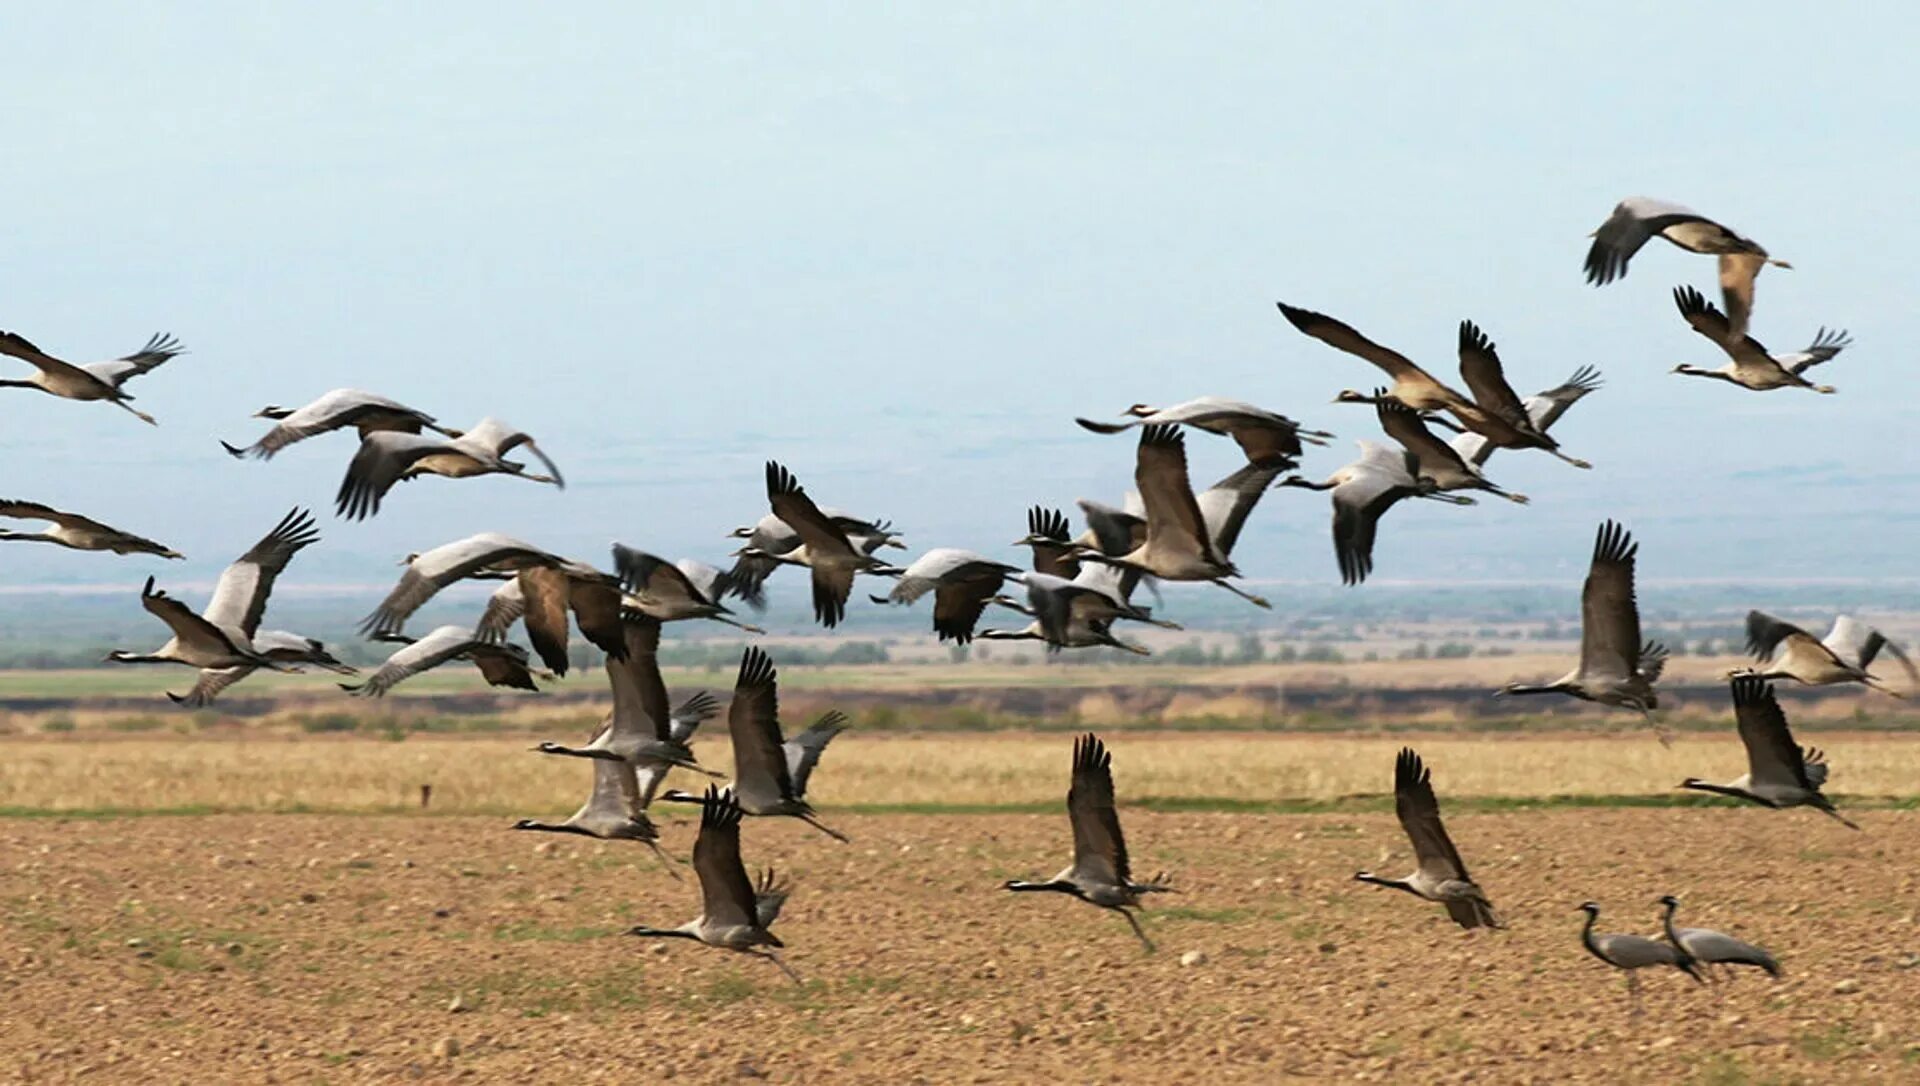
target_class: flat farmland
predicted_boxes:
[3,732,1920,1082]
[3,806,1917,1084]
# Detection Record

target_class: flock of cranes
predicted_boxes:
[0,196,1905,997]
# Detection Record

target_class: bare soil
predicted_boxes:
[3,808,1916,1083]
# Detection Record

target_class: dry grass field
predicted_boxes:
[5,731,1920,815]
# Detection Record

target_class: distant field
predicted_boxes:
[4,731,1918,816]
[0,652,1889,702]
[0,652,1795,700]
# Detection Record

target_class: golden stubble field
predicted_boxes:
[4,730,1920,814]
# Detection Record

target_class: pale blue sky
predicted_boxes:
[4,3,1915,599]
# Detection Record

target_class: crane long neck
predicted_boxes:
[1680,780,1756,804]
[1004,879,1076,895]
[1278,478,1336,492]
[1354,873,1419,897]
[1578,910,1606,962]
[516,821,595,837]
[627,926,700,941]
[978,628,1041,643]
[1659,900,1681,944]
[1679,366,1738,383]
[1499,682,1567,696]
[535,742,614,761]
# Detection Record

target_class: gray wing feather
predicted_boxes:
[783,711,849,798]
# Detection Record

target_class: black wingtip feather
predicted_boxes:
[271,507,321,551]
[1138,423,1183,451]
[737,645,776,689]
[1373,389,1414,421]
[1072,732,1110,775]
[811,574,846,628]
[1458,320,1494,357]
[765,461,801,500]
[700,785,742,831]
[672,698,718,725]
[1729,673,1772,707]
[1565,364,1604,393]
[1394,746,1428,792]
[1592,519,1636,566]
[1275,301,1320,332]
[1672,284,1710,317]
[1337,534,1370,586]
[1582,239,1622,286]
[1743,610,1784,659]
[1024,506,1069,542]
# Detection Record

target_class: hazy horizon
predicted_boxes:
[6,4,1917,604]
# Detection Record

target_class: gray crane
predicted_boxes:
[106,509,319,674]
[626,787,799,983]
[1577,901,1701,1015]
[0,500,183,559]
[1354,747,1501,929]
[1658,896,1781,981]
[613,546,765,633]
[1449,366,1601,468]
[1373,396,1528,504]
[723,508,902,611]
[1680,676,1858,829]
[1495,521,1667,720]
[634,692,722,809]
[1740,611,1914,696]
[1671,286,1839,394]
[1071,425,1278,609]
[1585,197,1787,339]
[461,553,631,677]
[168,630,358,707]
[734,462,897,628]
[1075,396,1331,469]
[342,626,550,697]
[534,614,721,780]
[0,330,182,425]
[660,647,849,842]
[1278,305,1590,468]
[511,754,677,875]
[363,532,626,676]
[335,417,564,520]
[1275,440,1475,586]
[869,547,1021,644]
[1003,733,1174,952]
[976,571,1160,655]
[222,388,454,459]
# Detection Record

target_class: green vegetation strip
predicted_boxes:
[1,794,1914,820]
